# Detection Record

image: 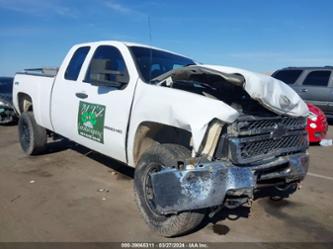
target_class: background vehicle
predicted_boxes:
[272,66,333,119]
[306,102,328,143]
[0,77,17,124]
[12,41,309,237]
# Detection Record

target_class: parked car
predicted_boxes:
[13,41,309,237]
[0,77,17,124]
[272,66,333,119]
[306,102,328,143]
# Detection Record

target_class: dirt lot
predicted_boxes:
[0,124,333,242]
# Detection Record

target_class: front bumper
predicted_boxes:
[150,153,309,215]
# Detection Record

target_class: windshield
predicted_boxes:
[129,46,195,82]
[0,78,13,93]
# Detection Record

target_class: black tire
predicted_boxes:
[18,112,47,155]
[134,144,205,237]
[270,182,298,201]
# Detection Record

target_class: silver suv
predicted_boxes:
[272,66,333,119]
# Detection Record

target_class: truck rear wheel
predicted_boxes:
[134,144,205,237]
[18,112,47,155]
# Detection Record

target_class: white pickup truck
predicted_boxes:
[13,41,309,237]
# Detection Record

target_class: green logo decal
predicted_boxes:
[78,101,106,143]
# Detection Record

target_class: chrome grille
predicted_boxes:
[216,116,308,165]
[230,116,306,136]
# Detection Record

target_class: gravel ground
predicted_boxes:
[0,125,332,242]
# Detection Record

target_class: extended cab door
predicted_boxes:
[52,43,138,163]
[51,45,91,142]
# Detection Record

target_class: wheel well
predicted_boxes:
[133,122,192,165]
[18,93,33,113]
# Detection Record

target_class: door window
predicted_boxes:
[272,70,303,84]
[65,46,90,81]
[85,46,129,87]
[303,71,331,86]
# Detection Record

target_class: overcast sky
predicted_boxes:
[0,0,332,76]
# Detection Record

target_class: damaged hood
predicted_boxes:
[202,65,308,116]
[154,65,308,117]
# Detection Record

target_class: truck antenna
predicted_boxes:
[148,15,152,43]
[148,15,153,83]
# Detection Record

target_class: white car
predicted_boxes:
[13,41,309,237]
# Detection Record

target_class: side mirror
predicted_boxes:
[87,71,129,88]
[90,79,127,88]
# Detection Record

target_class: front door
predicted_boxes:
[73,45,137,163]
[296,70,332,114]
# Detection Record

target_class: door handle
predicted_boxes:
[300,88,308,93]
[75,92,88,99]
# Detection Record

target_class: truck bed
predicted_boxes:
[13,72,56,130]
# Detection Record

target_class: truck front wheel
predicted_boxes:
[270,182,298,201]
[18,112,47,155]
[134,144,205,237]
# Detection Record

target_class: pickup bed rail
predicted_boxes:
[16,68,58,78]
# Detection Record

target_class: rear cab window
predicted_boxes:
[272,70,303,84]
[302,70,331,87]
[65,46,90,81]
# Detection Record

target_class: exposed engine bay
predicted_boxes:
[153,65,308,117]
[155,67,268,116]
